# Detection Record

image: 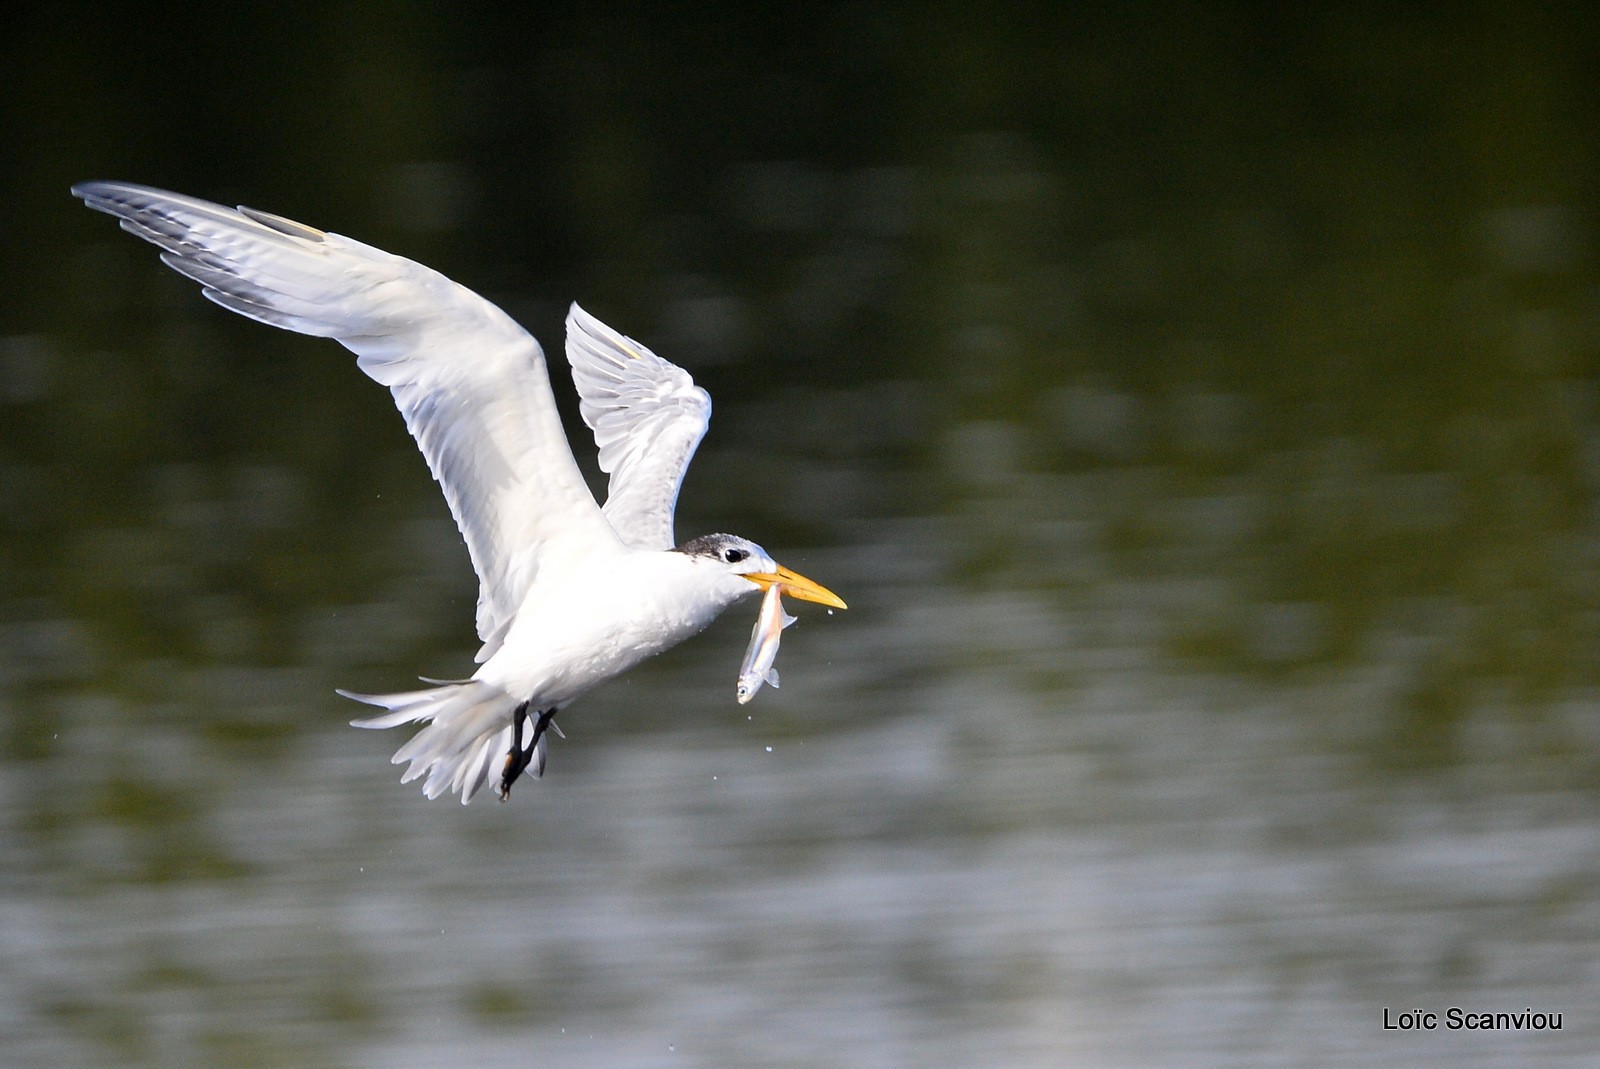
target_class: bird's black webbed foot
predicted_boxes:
[499,705,558,802]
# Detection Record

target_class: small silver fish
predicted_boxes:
[736,582,797,704]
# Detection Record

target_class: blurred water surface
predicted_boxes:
[2,5,1599,1067]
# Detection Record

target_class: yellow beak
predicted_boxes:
[744,564,848,610]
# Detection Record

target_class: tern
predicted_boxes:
[73,180,846,804]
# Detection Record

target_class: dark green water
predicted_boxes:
[3,5,1598,1066]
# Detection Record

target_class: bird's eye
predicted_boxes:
[723,548,748,563]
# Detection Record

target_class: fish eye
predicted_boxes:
[723,547,748,564]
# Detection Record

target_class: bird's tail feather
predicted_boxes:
[340,680,524,804]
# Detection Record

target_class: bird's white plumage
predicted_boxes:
[75,182,625,663]
[73,180,844,805]
[565,304,711,550]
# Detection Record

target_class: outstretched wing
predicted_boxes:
[564,304,712,549]
[73,181,621,662]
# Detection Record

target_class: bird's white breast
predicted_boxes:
[475,548,750,707]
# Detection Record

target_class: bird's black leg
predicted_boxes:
[530,708,558,753]
[500,702,533,802]
[500,703,559,801]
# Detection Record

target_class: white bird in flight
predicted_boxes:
[73,180,846,804]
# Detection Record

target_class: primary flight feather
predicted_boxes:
[73,180,845,803]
